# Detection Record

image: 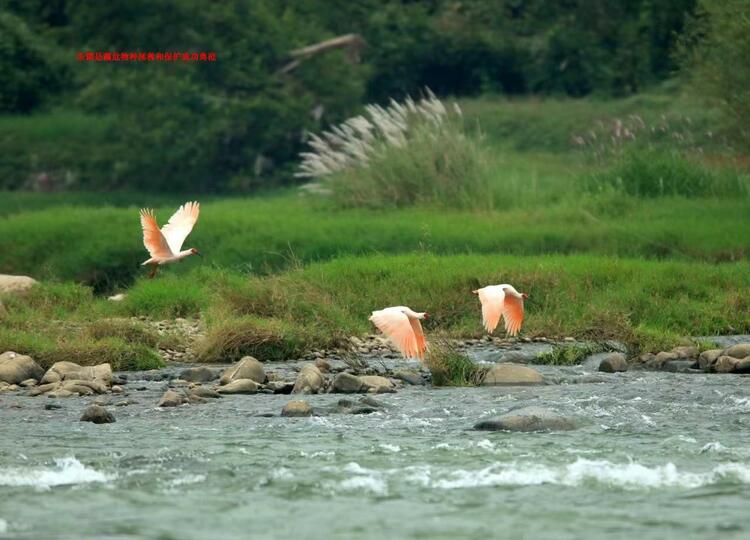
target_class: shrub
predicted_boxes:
[296,92,494,209]
[424,340,486,386]
[194,315,312,362]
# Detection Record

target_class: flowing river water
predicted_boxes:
[2,347,750,539]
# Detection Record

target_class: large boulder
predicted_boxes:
[179,366,218,383]
[80,404,115,424]
[698,349,723,371]
[220,356,266,385]
[724,343,750,360]
[714,356,739,373]
[281,400,313,417]
[332,372,364,393]
[291,364,324,394]
[0,352,44,384]
[474,406,577,432]
[481,363,544,386]
[216,379,260,395]
[0,275,37,294]
[41,362,112,385]
[599,353,628,373]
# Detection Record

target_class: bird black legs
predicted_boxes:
[147,265,158,279]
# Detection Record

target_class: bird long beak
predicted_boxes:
[196,251,204,257]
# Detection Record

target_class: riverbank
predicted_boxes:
[2,250,750,372]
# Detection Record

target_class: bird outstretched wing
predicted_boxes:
[475,287,505,333]
[370,309,421,359]
[161,201,200,254]
[408,317,428,360]
[502,293,525,336]
[140,209,173,259]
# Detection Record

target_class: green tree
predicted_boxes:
[681,0,750,147]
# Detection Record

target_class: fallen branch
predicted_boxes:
[279,33,365,74]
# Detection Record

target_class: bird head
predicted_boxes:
[421,312,430,320]
[190,248,203,257]
[521,293,529,300]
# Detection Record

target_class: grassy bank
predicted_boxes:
[1,195,749,292]
[2,253,748,369]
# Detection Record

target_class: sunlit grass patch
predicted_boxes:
[0,327,163,370]
[193,315,315,362]
[424,340,486,386]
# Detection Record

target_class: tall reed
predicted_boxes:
[296,91,494,209]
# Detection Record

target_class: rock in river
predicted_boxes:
[393,370,424,386]
[189,386,222,399]
[180,366,218,383]
[359,375,395,393]
[80,404,115,424]
[216,379,260,395]
[599,353,628,373]
[41,361,112,385]
[281,400,313,417]
[474,406,577,432]
[698,349,723,371]
[724,343,750,359]
[481,363,544,386]
[291,364,324,394]
[220,356,266,385]
[158,389,184,407]
[0,352,44,385]
[332,372,364,393]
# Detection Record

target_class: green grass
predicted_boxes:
[459,88,725,154]
[5,252,748,368]
[0,282,165,370]
[2,93,749,369]
[2,194,750,293]
[425,340,487,386]
[588,148,750,198]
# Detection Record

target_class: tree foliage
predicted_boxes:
[0,0,708,191]
[680,0,750,148]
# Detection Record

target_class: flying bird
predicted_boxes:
[472,284,528,336]
[139,201,202,278]
[369,306,429,361]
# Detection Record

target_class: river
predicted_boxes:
[1,356,750,539]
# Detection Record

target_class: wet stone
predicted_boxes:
[80,404,115,424]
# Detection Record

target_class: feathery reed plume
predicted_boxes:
[296,89,456,179]
[295,90,494,210]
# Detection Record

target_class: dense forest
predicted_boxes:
[0,0,744,192]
